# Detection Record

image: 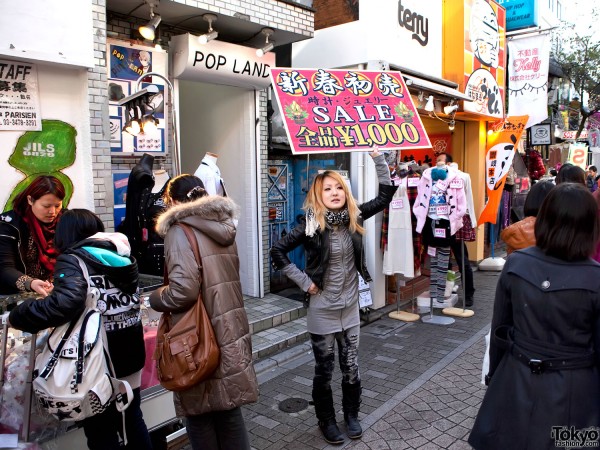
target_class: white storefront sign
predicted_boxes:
[171,34,275,89]
[0,59,41,131]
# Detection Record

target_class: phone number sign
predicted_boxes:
[270,68,431,155]
[0,59,42,131]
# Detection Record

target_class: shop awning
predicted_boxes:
[403,74,473,103]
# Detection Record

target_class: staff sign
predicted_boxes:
[270,68,431,155]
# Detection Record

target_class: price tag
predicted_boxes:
[435,180,448,190]
[450,178,464,189]
[427,246,437,256]
[391,198,404,209]
[408,177,419,187]
[436,204,449,215]
[434,227,447,238]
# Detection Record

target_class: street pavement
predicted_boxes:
[243,269,500,450]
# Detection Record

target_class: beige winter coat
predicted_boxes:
[149,195,258,416]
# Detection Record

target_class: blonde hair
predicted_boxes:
[303,171,364,235]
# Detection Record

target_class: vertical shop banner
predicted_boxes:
[270,68,431,155]
[107,40,168,154]
[0,59,42,131]
[463,0,507,118]
[507,34,550,128]
[478,115,528,225]
[568,142,588,169]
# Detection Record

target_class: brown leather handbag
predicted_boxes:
[153,223,220,391]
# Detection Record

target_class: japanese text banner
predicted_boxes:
[478,115,528,225]
[270,68,431,155]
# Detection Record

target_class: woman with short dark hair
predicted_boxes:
[555,163,586,185]
[0,175,65,296]
[469,183,600,449]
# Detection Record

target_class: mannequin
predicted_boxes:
[412,160,467,304]
[194,152,227,196]
[152,169,170,194]
[439,154,476,307]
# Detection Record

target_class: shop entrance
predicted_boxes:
[177,79,262,297]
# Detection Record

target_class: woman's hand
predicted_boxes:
[369,146,382,158]
[30,279,53,297]
[307,283,320,295]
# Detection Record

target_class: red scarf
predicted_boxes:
[24,209,60,273]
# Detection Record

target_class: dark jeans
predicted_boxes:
[450,237,475,299]
[186,407,250,450]
[310,325,361,391]
[82,387,152,450]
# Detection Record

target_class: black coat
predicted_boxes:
[9,239,145,378]
[469,247,600,450]
[270,183,397,289]
[0,210,31,294]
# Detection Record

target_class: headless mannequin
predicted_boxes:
[152,169,170,194]
[428,161,451,303]
[194,152,227,196]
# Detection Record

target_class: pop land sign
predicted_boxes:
[270,68,431,155]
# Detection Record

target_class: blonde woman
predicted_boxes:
[271,151,396,445]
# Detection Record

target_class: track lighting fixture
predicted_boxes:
[443,103,459,115]
[119,84,162,136]
[448,120,455,132]
[198,14,218,44]
[424,95,435,113]
[139,1,161,41]
[256,28,275,57]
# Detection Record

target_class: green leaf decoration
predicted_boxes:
[3,172,73,213]
[9,120,77,173]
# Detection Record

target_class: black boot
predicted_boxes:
[342,381,363,439]
[313,387,344,445]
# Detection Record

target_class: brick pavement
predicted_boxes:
[243,269,501,450]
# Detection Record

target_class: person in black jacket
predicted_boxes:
[469,183,600,450]
[7,209,152,450]
[0,175,65,296]
[270,150,396,445]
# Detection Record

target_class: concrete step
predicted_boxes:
[244,292,309,361]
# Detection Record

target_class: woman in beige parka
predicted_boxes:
[149,174,258,450]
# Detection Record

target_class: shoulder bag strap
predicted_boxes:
[176,223,203,270]
[71,254,119,380]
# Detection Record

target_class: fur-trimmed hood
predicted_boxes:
[155,195,240,246]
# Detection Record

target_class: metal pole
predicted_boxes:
[461,241,466,311]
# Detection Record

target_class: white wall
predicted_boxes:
[293,0,442,76]
[0,63,94,210]
[177,80,261,297]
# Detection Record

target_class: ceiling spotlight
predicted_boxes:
[424,95,435,113]
[257,28,275,57]
[141,114,159,134]
[198,14,218,44]
[448,120,456,132]
[139,1,161,41]
[443,104,459,115]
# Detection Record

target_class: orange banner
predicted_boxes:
[478,115,528,225]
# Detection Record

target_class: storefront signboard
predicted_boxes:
[270,68,431,155]
[562,129,588,140]
[496,0,538,31]
[478,115,528,225]
[0,59,42,131]
[171,34,274,90]
[530,123,551,145]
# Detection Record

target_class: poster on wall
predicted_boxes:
[270,68,431,155]
[463,0,507,118]
[107,40,168,154]
[113,171,130,228]
[0,59,42,131]
[568,142,588,169]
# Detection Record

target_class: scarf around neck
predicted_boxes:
[23,208,60,272]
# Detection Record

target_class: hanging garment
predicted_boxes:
[383,178,414,278]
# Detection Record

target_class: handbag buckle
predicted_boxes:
[528,359,543,374]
